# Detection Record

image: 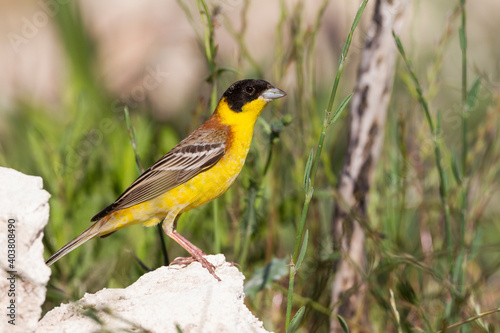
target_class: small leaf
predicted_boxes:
[303,149,314,190]
[436,109,442,136]
[296,230,309,271]
[216,67,237,76]
[244,258,288,298]
[82,307,103,325]
[328,93,352,126]
[393,31,405,55]
[452,250,465,285]
[337,315,350,333]
[124,106,131,129]
[397,279,417,305]
[459,26,466,52]
[466,77,481,110]
[451,148,462,185]
[286,306,305,333]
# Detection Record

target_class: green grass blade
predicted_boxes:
[123,106,144,173]
[286,1,369,329]
[303,149,314,190]
[466,77,481,110]
[325,0,368,117]
[437,109,442,136]
[328,93,352,127]
[337,315,350,333]
[286,306,305,333]
[459,26,466,52]
[393,31,435,134]
[451,148,462,185]
[296,230,308,271]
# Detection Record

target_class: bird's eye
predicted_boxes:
[245,86,255,95]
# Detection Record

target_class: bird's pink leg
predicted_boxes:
[166,229,221,281]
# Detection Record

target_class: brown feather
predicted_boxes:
[91,124,229,222]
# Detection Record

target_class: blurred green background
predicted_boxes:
[1,0,500,332]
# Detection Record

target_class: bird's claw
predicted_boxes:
[171,255,221,281]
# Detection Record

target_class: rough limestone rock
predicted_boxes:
[0,167,51,333]
[38,254,271,333]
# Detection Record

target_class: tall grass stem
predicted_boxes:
[285,1,369,329]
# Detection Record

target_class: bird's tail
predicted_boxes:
[45,219,112,266]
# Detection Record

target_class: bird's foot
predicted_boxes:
[166,230,221,281]
[171,255,221,281]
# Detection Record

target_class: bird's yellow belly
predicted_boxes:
[161,148,248,213]
[107,133,252,230]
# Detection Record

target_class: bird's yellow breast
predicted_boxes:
[170,97,267,213]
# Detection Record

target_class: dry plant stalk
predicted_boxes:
[330,0,410,331]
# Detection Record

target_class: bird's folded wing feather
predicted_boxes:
[91,129,227,221]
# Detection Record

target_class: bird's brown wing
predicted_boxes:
[91,129,227,221]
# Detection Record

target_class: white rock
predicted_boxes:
[0,167,51,333]
[38,254,271,333]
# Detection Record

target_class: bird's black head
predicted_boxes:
[221,79,286,113]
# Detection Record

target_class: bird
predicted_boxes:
[45,79,286,281]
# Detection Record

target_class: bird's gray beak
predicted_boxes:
[261,86,287,102]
